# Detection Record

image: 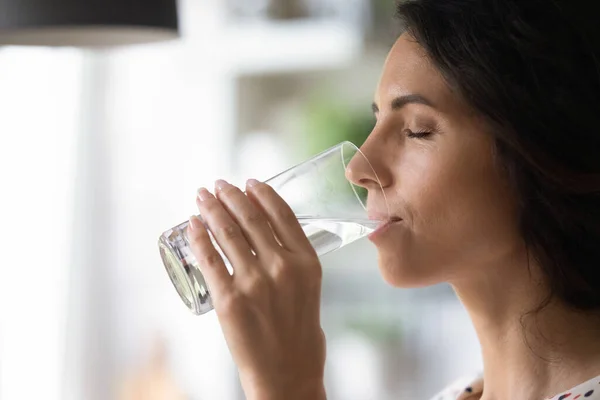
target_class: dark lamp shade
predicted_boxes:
[0,0,179,47]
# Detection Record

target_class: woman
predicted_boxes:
[186,0,600,399]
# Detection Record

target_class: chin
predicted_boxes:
[376,249,446,288]
[370,222,451,288]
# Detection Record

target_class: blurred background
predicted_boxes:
[0,0,482,399]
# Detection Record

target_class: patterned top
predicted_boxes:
[430,373,600,400]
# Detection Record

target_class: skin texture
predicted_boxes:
[187,34,600,400]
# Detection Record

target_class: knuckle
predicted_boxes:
[216,224,241,240]
[271,254,295,283]
[296,256,323,282]
[304,255,323,277]
[271,253,288,269]
[242,210,265,226]
[197,250,222,267]
[272,263,294,285]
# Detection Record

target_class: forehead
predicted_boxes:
[377,34,458,113]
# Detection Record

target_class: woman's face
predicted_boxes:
[348,34,522,287]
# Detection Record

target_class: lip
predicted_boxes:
[368,211,392,221]
[368,216,402,241]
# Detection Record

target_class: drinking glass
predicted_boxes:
[158,141,388,315]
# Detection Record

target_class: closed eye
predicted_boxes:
[405,129,433,139]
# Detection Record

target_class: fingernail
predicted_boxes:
[215,179,230,192]
[246,178,260,188]
[197,187,212,201]
[189,215,203,231]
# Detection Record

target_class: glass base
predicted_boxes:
[158,220,214,315]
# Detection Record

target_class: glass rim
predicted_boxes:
[339,141,390,218]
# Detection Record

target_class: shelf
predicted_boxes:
[222,19,362,76]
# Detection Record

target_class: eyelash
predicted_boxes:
[405,129,433,139]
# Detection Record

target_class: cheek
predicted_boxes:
[378,143,520,285]
[398,150,457,230]
[404,141,512,237]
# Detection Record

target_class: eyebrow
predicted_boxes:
[371,94,435,113]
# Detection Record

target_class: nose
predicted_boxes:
[345,141,392,191]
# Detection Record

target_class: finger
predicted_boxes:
[196,187,256,276]
[214,180,280,256]
[187,215,232,298]
[245,179,314,254]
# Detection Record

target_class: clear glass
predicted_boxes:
[158,141,389,315]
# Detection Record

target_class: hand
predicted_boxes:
[187,179,326,400]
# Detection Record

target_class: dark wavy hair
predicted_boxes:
[396,0,600,312]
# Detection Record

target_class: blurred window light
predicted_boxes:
[0,47,83,400]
